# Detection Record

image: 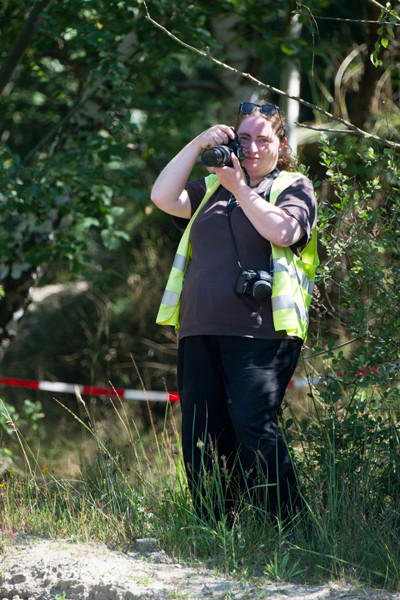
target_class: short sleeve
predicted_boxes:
[172,177,207,230]
[274,176,317,253]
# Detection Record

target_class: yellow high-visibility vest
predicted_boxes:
[156,174,220,329]
[269,173,319,341]
[156,171,319,341]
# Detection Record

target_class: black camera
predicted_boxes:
[235,269,273,302]
[201,130,245,167]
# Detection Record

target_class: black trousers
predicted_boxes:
[177,335,302,521]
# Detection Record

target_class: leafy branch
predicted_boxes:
[369,0,398,67]
[143,3,400,151]
[368,0,400,23]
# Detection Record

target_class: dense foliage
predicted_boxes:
[1,0,399,387]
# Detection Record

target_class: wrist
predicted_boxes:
[234,184,255,204]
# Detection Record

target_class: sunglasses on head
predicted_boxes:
[239,102,280,116]
[238,102,285,137]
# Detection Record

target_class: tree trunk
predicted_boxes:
[348,4,385,129]
[0,0,55,94]
[280,14,302,154]
[210,14,262,123]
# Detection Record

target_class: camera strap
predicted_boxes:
[227,195,243,269]
[226,168,279,270]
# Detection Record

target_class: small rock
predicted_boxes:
[11,573,26,583]
[202,583,214,596]
[150,550,170,564]
[135,537,159,553]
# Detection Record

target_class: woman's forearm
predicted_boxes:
[235,186,305,247]
[150,124,235,218]
[150,139,201,218]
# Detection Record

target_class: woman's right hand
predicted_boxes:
[194,124,235,151]
[150,124,234,218]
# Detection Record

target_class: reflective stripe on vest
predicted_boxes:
[269,172,319,341]
[160,252,187,306]
[156,174,221,328]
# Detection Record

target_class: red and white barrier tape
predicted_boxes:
[0,374,316,402]
[0,376,179,402]
[0,365,393,402]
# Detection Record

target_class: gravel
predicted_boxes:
[1,538,399,600]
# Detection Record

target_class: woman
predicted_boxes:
[151,101,318,522]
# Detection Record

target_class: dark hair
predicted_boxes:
[235,101,296,172]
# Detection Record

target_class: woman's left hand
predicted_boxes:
[212,153,248,197]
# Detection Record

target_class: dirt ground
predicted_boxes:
[1,538,399,600]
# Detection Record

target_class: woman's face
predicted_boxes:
[237,115,284,183]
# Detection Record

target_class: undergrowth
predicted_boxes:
[0,376,399,592]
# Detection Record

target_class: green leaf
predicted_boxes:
[280,43,295,55]
[81,217,101,229]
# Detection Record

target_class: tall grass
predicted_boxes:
[0,383,399,592]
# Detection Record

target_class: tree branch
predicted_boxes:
[297,123,355,135]
[22,76,105,164]
[143,3,400,151]
[22,45,143,164]
[0,0,55,94]
[368,0,400,23]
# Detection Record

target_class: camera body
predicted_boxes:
[235,269,273,303]
[201,130,245,168]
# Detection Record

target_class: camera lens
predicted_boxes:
[201,145,232,167]
[252,280,272,302]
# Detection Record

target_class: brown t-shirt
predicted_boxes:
[175,174,317,340]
